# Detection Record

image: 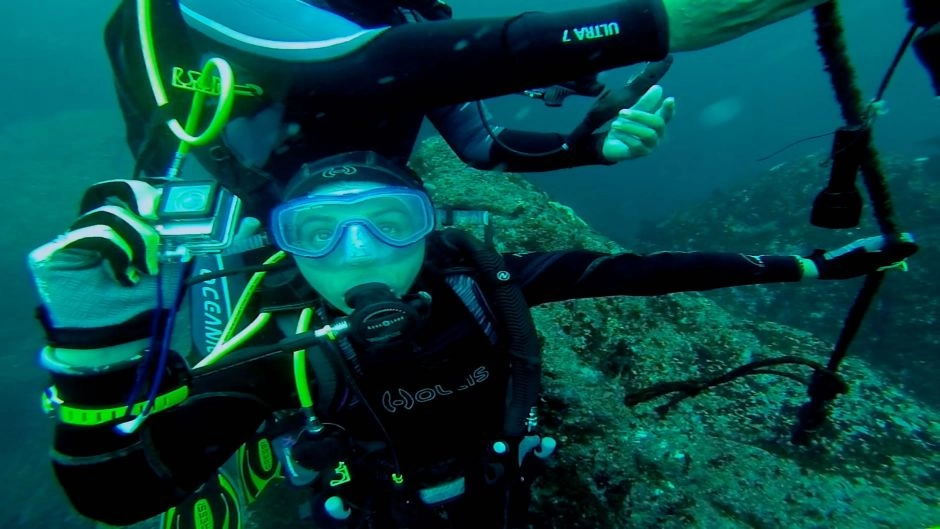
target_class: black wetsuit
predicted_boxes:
[106,0,671,213]
[49,242,803,527]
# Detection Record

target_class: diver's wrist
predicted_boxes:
[37,306,170,350]
[40,338,150,373]
[797,256,819,280]
[42,347,189,428]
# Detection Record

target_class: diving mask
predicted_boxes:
[270,186,434,258]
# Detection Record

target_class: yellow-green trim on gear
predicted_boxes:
[293,307,315,410]
[171,66,264,98]
[137,0,236,177]
[236,437,282,504]
[194,251,286,369]
[329,461,352,487]
[162,469,243,529]
[217,252,287,346]
[42,384,189,427]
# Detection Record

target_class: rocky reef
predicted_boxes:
[633,152,939,406]
[409,138,939,528]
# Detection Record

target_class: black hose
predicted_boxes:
[440,229,542,439]
[623,356,839,416]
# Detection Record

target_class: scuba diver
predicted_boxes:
[106,0,833,217]
[29,151,917,529]
[108,0,676,219]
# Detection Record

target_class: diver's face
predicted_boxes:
[291,181,427,314]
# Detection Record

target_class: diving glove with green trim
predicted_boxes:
[28,179,183,369]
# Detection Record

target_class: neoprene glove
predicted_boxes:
[28,180,177,370]
[602,84,676,162]
[801,233,918,280]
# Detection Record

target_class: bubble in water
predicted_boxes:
[698,97,743,127]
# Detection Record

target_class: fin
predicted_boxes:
[161,469,242,529]
[236,436,282,504]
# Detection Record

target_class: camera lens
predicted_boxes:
[165,184,212,214]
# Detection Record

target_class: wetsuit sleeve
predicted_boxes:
[182,0,669,110]
[49,350,296,525]
[428,102,614,172]
[301,1,667,109]
[504,250,803,306]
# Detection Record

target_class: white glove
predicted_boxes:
[602,84,676,162]
[28,180,174,370]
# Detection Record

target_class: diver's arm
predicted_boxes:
[506,250,802,306]
[664,0,829,52]
[48,348,296,525]
[181,0,829,110]
[427,102,614,172]
[508,235,918,305]
[183,0,669,110]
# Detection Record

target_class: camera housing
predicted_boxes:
[154,180,241,257]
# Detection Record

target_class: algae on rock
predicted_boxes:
[634,154,940,404]
[410,137,939,529]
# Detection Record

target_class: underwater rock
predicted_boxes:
[410,138,939,529]
[633,153,940,405]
